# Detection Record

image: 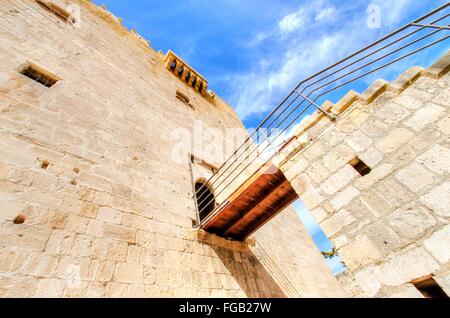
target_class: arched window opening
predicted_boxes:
[195,181,215,222]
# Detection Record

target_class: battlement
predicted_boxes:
[278,50,450,169]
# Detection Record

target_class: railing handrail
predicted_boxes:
[194,2,450,223]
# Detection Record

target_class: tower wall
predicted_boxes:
[282,52,450,298]
[0,0,343,297]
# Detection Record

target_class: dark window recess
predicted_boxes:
[349,157,372,176]
[170,60,177,71]
[412,275,449,298]
[185,71,191,83]
[195,182,215,221]
[178,66,184,77]
[20,63,59,88]
[36,0,75,23]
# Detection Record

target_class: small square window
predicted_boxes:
[349,157,371,176]
[412,275,448,298]
[20,63,60,88]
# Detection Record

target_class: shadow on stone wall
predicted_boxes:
[211,244,289,298]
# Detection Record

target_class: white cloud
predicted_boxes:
[279,8,308,34]
[315,6,336,22]
[233,32,349,120]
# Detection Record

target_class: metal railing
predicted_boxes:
[194,3,450,225]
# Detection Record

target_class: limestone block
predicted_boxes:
[374,102,410,126]
[387,203,436,240]
[97,207,123,224]
[393,88,432,110]
[21,252,58,277]
[425,49,450,79]
[320,165,358,196]
[114,263,143,284]
[339,236,383,271]
[303,140,328,161]
[378,247,440,286]
[386,285,423,298]
[354,164,394,190]
[321,210,356,238]
[112,184,133,200]
[354,266,382,297]
[365,221,410,255]
[395,162,435,193]
[336,108,369,134]
[388,66,424,94]
[404,103,445,132]
[437,116,450,135]
[360,117,390,137]
[283,155,309,180]
[306,161,330,184]
[376,128,414,154]
[107,241,129,262]
[345,131,372,153]
[322,144,355,173]
[102,224,136,244]
[332,90,359,115]
[324,129,347,147]
[310,207,327,223]
[79,202,99,219]
[423,224,450,264]
[86,282,106,298]
[416,144,450,175]
[96,261,115,282]
[359,80,388,105]
[420,182,450,217]
[34,278,66,297]
[330,186,360,210]
[0,275,37,297]
[332,234,348,249]
[359,147,383,168]
[298,188,324,211]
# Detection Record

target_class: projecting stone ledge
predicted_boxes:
[200,163,298,241]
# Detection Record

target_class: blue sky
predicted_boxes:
[93,0,448,274]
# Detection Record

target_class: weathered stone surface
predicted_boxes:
[420,182,450,217]
[345,131,372,153]
[395,162,435,193]
[387,203,436,240]
[376,128,414,154]
[310,207,327,223]
[404,103,445,132]
[416,144,450,175]
[423,225,450,264]
[114,263,143,284]
[374,102,410,126]
[97,207,123,225]
[437,116,450,135]
[339,236,383,271]
[354,164,394,190]
[354,266,382,297]
[330,186,360,210]
[385,285,423,298]
[320,165,358,196]
[358,147,383,168]
[322,144,355,173]
[394,88,432,110]
[321,210,356,238]
[306,161,331,184]
[378,247,439,286]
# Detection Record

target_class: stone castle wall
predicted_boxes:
[0,0,343,297]
[281,51,450,298]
